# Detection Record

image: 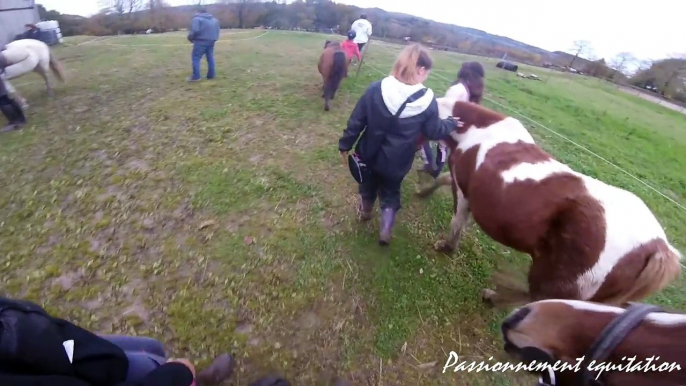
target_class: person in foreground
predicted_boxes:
[0,295,235,386]
[338,44,460,245]
[0,50,26,132]
[187,7,220,82]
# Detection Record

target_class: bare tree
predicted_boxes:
[568,40,592,69]
[127,0,142,15]
[223,0,256,28]
[98,0,126,14]
[609,52,636,79]
[662,56,686,97]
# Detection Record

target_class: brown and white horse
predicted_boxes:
[317,40,347,111]
[430,100,682,306]
[501,299,686,386]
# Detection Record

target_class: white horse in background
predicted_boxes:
[1,39,65,109]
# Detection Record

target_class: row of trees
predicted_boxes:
[39,1,685,102]
[45,0,550,64]
[565,40,686,102]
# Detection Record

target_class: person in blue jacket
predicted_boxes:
[338,43,460,245]
[187,7,220,82]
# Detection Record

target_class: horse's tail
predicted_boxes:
[617,242,682,304]
[48,48,65,83]
[323,51,347,110]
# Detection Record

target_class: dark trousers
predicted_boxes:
[357,42,366,52]
[420,141,447,179]
[191,40,216,80]
[359,170,403,210]
[101,335,166,383]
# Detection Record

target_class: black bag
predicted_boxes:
[0,296,128,385]
[347,87,428,183]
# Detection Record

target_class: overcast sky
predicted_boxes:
[37,0,684,61]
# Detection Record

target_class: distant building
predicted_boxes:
[0,0,40,47]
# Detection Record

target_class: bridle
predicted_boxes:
[536,303,662,386]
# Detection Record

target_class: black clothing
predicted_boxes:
[338,80,455,181]
[359,170,403,210]
[0,297,193,386]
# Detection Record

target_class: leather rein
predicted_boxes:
[537,303,662,386]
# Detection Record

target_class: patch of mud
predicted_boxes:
[96,185,125,202]
[297,311,322,330]
[126,159,151,172]
[235,322,254,335]
[249,154,263,164]
[141,217,155,230]
[51,271,83,291]
[82,298,104,310]
[37,234,62,254]
[123,301,150,324]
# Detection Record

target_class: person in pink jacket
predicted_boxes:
[340,30,361,64]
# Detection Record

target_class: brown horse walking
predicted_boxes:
[317,40,347,111]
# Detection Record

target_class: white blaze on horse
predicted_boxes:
[501,299,686,386]
[1,39,66,109]
[428,100,681,306]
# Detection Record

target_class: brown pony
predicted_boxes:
[501,299,686,386]
[317,40,348,111]
[424,101,681,308]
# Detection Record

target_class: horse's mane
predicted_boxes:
[324,40,341,49]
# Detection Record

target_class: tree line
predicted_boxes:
[564,40,686,103]
[39,0,686,103]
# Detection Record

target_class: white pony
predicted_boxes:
[1,39,65,109]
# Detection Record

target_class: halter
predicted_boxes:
[536,303,662,386]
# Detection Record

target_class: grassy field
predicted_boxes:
[1,30,685,385]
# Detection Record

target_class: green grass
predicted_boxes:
[1,30,685,385]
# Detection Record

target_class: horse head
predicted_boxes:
[501,300,682,386]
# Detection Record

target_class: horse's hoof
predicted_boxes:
[482,289,496,303]
[434,240,454,254]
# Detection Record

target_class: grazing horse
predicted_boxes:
[1,39,66,109]
[501,299,686,386]
[317,40,347,111]
[429,100,681,307]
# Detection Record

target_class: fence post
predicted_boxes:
[356,39,371,78]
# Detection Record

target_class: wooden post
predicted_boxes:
[356,39,371,78]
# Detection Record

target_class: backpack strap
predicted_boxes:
[394,88,428,120]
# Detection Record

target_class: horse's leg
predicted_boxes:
[482,270,531,309]
[435,185,471,253]
[36,65,53,97]
[483,257,579,308]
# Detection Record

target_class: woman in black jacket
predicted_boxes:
[338,43,459,245]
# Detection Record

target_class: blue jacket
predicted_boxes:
[339,77,457,180]
[188,13,220,42]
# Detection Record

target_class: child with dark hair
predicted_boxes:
[417,61,485,179]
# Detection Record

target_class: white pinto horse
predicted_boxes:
[1,39,66,109]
